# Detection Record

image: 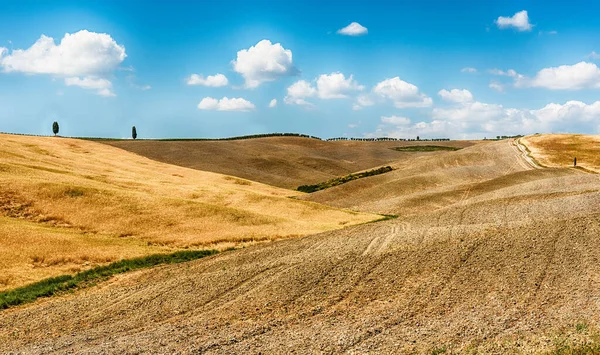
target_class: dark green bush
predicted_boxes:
[298,166,393,193]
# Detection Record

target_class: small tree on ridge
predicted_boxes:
[132,126,137,140]
[52,121,59,136]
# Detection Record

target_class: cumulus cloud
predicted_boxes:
[197,97,255,111]
[495,10,533,31]
[369,88,600,139]
[0,30,126,76]
[373,77,432,108]
[232,40,297,88]
[381,115,411,126]
[268,99,277,108]
[517,62,600,90]
[65,76,115,97]
[352,95,375,110]
[461,67,477,73]
[285,72,363,106]
[316,72,363,99]
[337,22,368,36]
[438,89,473,103]
[284,80,316,106]
[0,30,126,96]
[186,73,228,87]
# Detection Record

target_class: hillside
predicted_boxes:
[103,137,477,189]
[521,134,600,173]
[2,137,600,353]
[300,139,544,215]
[0,134,377,290]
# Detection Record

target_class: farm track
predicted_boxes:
[3,138,600,353]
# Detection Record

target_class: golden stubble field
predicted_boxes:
[0,134,378,290]
[522,134,600,172]
[4,137,600,353]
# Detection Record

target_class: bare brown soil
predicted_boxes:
[2,138,600,353]
[103,137,477,189]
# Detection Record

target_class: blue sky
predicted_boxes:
[1,0,600,139]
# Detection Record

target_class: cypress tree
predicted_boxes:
[52,122,59,136]
[132,126,137,140]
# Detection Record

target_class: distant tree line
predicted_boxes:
[484,135,524,140]
[326,137,451,142]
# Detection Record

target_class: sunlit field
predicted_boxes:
[0,134,378,290]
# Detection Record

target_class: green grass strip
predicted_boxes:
[0,249,218,310]
[297,166,393,193]
[391,145,461,152]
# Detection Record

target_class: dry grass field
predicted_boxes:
[0,134,378,290]
[522,134,600,172]
[103,137,477,189]
[3,136,600,353]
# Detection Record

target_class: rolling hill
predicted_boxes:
[102,137,477,189]
[0,134,377,290]
[2,136,599,353]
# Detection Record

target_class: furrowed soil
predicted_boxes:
[2,136,600,353]
[103,138,476,189]
[0,134,377,290]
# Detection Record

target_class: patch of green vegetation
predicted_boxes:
[551,342,600,355]
[430,345,447,355]
[0,249,218,310]
[64,188,85,198]
[391,145,461,152]
[297,166,393,193]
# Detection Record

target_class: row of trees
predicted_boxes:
[326,136,451,142]
[50,122,459,142]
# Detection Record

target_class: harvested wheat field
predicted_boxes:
[522,134,600,173]
[103,137,476,189]
[0,134,378,290]
[3,136,600,353]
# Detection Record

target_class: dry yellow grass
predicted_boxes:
[0,134,378,290]
[521,134,600,172]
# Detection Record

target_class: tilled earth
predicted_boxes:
[2,139,600,353]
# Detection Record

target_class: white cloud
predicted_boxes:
[495,10,533,31]
[461,67,477,73]
[0,30,126,76]
[316,72,363,99]
[489,82,504,92]
[197,97,255,111]
[352,95,375,110]
[268,99,277,108]
[285,73,363,106]
[518,61,600,90]
[64,76,115,97]
[488,68,520,77]
[539,30,558,35]
[368,88,600,139]
[186,73,228,87]
[373,77,432,108]
[284,80,316,106]
[381,115,411,126]
[337,22,368,36]
[232,39,297,88]
[587,51,600,60]
[348,123,358,128]
[438,89,473,103]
